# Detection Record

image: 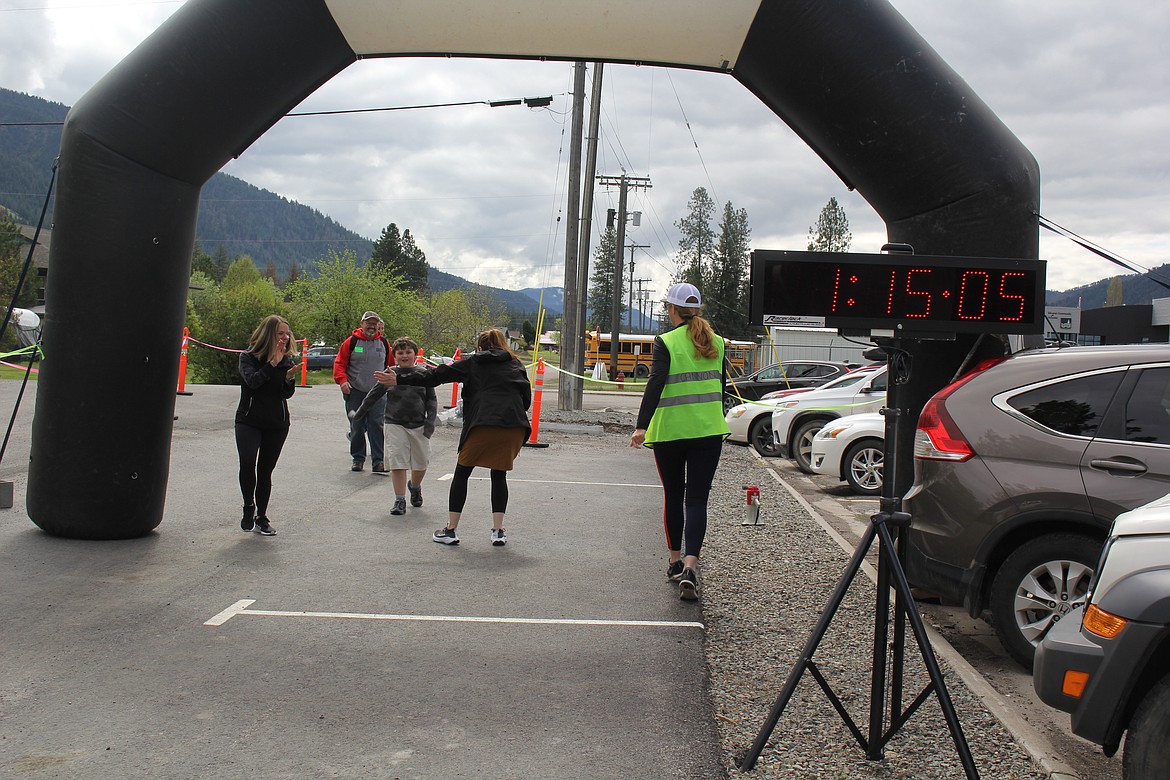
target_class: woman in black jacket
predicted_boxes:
[377,329,530,546]
[235,314,298,536]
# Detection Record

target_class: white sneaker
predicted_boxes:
[490,528,507,546]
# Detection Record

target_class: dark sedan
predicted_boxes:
[304,345,338,371]
[724,360,857,412]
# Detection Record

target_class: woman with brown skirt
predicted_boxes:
[376,329,531,546]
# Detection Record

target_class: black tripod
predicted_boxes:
[739,339,978,778]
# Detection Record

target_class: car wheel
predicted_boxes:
[791,419,827,474]
[1124,672,1170,779]
[842,438,884,496]
[749,415,780,457]
[989,533,1100,669]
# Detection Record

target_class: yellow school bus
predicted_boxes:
[584,331,756,379]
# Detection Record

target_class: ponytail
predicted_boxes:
[675,306,718,360]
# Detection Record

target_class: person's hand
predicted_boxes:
[340,380,352,395]
[272,332,292,365]
[630,428,646,447]
[374,369,397,387]
[285,365,297,382]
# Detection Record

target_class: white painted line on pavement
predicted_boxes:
[205,600,704,630]
[205,598,257,626]
[437,473,658,488]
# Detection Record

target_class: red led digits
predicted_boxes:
[999,272,1026,321]
[904,267,933,317]
[956,271,990,320]
[755,250,1041,334]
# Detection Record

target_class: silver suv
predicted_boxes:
[904,344,1170,668]
[1034,492,1170,777]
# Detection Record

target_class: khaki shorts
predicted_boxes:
[385,425,431,470]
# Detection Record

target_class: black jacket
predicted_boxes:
[235,350,296,429]
[395,349,531,450]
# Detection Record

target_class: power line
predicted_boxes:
[0,95,558,127]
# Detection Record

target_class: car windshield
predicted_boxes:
[815,370,876,390]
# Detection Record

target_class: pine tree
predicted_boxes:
[586,226,624,329]
[674,187,717,288]
[708,202,753,339]
[369,223,402,273]
[398,229,429,292]
[807,196,852,252]
[370,222,429,292]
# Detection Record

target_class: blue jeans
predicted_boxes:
[344,389,385,465]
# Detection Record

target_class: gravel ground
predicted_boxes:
[538,407,1049,780]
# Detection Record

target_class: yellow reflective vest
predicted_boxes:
[644,326,731,447]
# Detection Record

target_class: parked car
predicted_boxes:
[771,366,888,472]
[724,360,858,413]
[903,343,1170,668]
[1034,491,1170,777]
[725,397,790,457]
[726,368,878,457]
[304,345,338,371]
[809,412,886,496]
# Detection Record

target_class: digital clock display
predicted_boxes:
[750,250,1045,335]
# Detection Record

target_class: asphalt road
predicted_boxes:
[0,381,723,779]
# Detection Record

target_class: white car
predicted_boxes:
[772,367,888,473]
[726,397,789,457]
[726,368,880,457]
[810,412,886,496]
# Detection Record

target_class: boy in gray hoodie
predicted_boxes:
[350,337,437,516]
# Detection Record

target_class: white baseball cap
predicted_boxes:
[662,282,702,307]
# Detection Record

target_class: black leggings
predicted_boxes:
[235,423,289,516]
[448,463,509,514]
[652,436,723,558]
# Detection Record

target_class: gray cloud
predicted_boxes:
[3,1,1166,296]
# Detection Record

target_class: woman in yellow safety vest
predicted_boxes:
[630,283,730,601]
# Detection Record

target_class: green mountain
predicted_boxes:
[1045,266,1170,309]
[0,86,543,312]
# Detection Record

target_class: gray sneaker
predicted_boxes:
[433,526,460,545]
[408,481,423,507]
[678,568,700,601]
[390,497,407,516]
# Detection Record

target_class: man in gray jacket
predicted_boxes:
[333,311,390,472]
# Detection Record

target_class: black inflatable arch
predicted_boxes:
[29,0,1039,538]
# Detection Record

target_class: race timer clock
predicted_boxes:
[749,250,1046,335]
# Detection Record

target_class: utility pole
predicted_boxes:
[559,62,586,411]
[626,246,648,329]
[571,63,604,409]
[632,278,652,332]
[597,174,651,380]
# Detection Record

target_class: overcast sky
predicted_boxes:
[1,1,1167,299]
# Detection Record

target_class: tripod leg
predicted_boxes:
[740,522,878,771]
[867,524,893,760]
[874,521,980,779]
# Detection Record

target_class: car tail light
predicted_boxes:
[914,356,1007,462]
